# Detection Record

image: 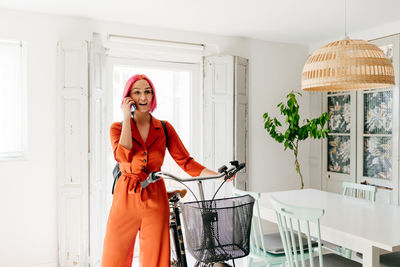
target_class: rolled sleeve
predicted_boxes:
[110,122,132,163]
[165,121,205,177]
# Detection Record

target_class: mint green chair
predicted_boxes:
[341,183,400,266]
[340,183,399,266]
[269,196,361,267]
[342,182,377,202]
[232,187,287,266]
[324,182,377,259]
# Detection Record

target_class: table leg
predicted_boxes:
[362,246,380,267]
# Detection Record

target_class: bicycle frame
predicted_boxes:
[169,193,188,267]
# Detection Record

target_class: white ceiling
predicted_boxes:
[1,0,400,46]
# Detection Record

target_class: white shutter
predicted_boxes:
[234,57,249,190]
[203,55,249,196]
[203,56,234,198]
[57,41,89,267]
[89,40,108,267]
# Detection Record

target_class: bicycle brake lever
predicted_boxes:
[224,162,246,180]
[230,160,239,167]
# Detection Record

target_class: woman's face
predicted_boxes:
[129,79,153,113]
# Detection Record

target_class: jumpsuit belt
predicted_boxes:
[121,172,150,203]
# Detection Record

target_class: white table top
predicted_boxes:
[259,189,400,253]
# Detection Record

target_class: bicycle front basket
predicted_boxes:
[180,194,255,263]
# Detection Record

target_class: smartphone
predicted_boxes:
[131,103,136,112]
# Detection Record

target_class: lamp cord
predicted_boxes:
[344,0,349,39]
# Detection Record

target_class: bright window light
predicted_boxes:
[112,65,192,179]
[0,40,26,160]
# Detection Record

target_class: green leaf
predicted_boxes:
[274,118,282,126]
[288,143,294,150]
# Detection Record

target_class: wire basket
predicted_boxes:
[180,195,255,263]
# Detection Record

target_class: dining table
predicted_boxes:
[258,188,400,267]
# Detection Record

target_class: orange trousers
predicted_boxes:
[101,173,170,267]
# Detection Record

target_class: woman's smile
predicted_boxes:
[137,102,149,109]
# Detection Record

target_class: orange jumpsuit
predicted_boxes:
[102,116,205,267]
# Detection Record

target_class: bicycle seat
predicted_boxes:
[167,189,187,199]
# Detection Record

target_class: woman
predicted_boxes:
[102,74,223,267]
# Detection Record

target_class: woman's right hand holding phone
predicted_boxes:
[122,97,135,119]
[119,97,134,149]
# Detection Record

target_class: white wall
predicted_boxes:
[0,9,91,267]
[245,40,309,192]
[0,8,308,266]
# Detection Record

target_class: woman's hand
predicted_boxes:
[225,174,235,182]
[122,97,135,119]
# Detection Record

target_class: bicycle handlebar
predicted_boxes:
[140,161,245,189]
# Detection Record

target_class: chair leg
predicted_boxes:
[247,257,253,267]
[344,248,353,259]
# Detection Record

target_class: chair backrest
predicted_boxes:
[269,196,324,267]
[342,182,377,202]
[232,187,267,257]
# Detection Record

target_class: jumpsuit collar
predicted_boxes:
[130,114,162,149]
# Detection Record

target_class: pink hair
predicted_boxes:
[121,74,157,113]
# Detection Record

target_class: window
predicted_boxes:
[0,40,27,160]
[110,58,201,196]
[322,34,399,204]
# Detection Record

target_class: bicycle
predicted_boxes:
[141,161,254,267]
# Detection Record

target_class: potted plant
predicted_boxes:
[263,91,329,189]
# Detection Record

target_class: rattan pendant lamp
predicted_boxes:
[301,1,395,92]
